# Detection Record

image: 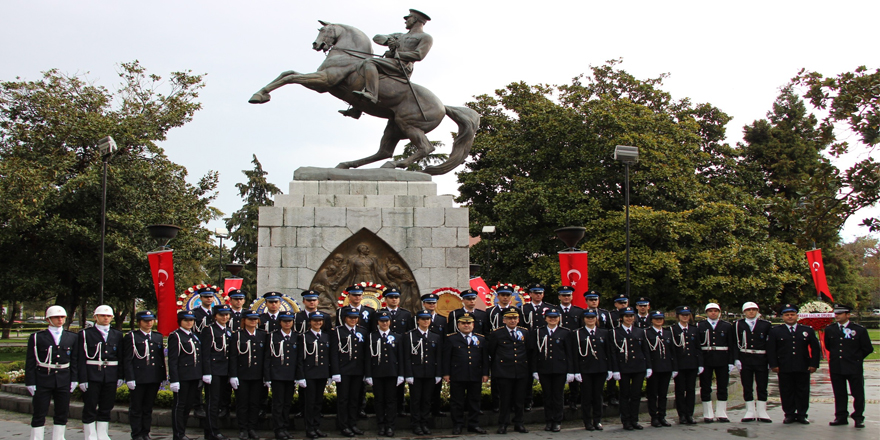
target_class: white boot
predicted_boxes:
[96,422,111,440]
[741,401,756,422]
[29,427,45,440]
[702,401,715,422]
[51,425,66,440]
[83,423,97,440]
[715,400,729,422]
[756,400,772,423]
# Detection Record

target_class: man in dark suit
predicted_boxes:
[364,310,405,436]
[193,287,217,333]
[734,301,773,423]
[123,310,166,440]
[608,293,629,328]
[25,306,78,440]
[227,289,247,331]
[611,307,652,430]
[522,283,554,330]
[201,305,233,440]
[295,291,332,334]
[583,290,614,330]
[825,304,874,428]
[570,308,614,431]
[671,305,703,425]
[645,310,676,427]
[77,305,124,440]
[442,313,490,435]
[259,292,284,334]
[634,297,651,328]
[487,307,531,434]
[420,293,447,417]
[331,308,369,437]
[557,286,584,410]
[296,311,332,439]
[447,290,489,336]
[486,286,524,332]
[168,310,203,440]
[403,310,443,435]
[697,302,736,423]
[229,310,269,440]
[335,285,376,328]
[530,308,575,432]
[265,311,299,440]
[375,288,412,418]
[766,303,821,425]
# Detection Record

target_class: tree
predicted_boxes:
[0,62,220,330]
[392,140,449,171]
[225,155,282,300]
[840,236,880,309]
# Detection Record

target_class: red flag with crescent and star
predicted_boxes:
[148,250,177,336]
[224,278,243,293]
[469,276,492,310]
[559,251,589,308]
[805,249,833,302]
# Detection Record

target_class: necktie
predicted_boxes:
[657,330,661,337]
[382,333,387,340]
[564,307,569,313]
[627,328,631,335]
[589,330,594,336]
[391,310,396,317]
[548,329,553,337]
[467,335,471,345]
[510,330,516,339]
[790,326,795,334]
[284,335,290,342]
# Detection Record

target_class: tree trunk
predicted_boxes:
[2,301,20,339]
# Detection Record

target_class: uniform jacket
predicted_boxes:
[571,327,615,374]
[522,302,555,330]
[610,326,652,374]
[265,329,299,381]
[229,328,268,380]
[734,318,772,369]
[529,326,575,375]
[448,308,489,335]
[296,330,332,380]
[635,314,651,329]
[609,308,626,328]
[427,312,447,336]
[122,330,166,384]
[373,308,414,335]
[293,310,332,334]
[25,329,78,388]
[487,304,524,331]
[696,319,735,366]
[671,324,703,370]
[201,323,232,376]
[823,322,873,375]
[335,305,376,328]
[766,324,820,373]
[259,312,282,334]
[168,328,202,383]
[442,332,489,381]
[402,328,442,378]
[192,307,214,334]
[77,326,124,383]
[229,308,245,331]
[487,326,531,379]
[330,325,368,376]
[559,305,585,331]
[365,330,404,378]
[645,327,677,373]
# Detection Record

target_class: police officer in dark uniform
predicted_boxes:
[296,311,332,439]
[403,310,443,435]
[447,290,489,336]
[671,305,702,425]
[571,308,614,431]
[522,283,554,330]
[442,313,489,435]
[734,301,773,423]
[230,310,269,439]
[201,305,233,440]
[767,303,820,425]
[78,305,124,440]
[583,290,614,330]
[530,307,575,432]
[365,310,405,436]
[265,311,299,440]
[227,289,247,331]
[825,304,874,428]
[260,292,284,334]
[295,291,331,334]
[486,285,524,332]
[376,288,413,417]
[610,307,651,430]
[336,285,376,328]
[420,293,447,417]
[609,293,628,327]
[645,310,676,427]
[193,287,217,333]
[123,310,166,440]
[556,286,583,410]
[487,307,531,434]
[168,310,203,440]
[25,306,78,440]
[331,308,369,437]
[696,302,736,422]
[634,297,651,328]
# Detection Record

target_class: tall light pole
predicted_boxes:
[614,145,639,298]
[215,227,229,289]
[482,225,496,278]
[97,136,118,305]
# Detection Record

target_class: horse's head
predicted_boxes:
[313,20,337,52]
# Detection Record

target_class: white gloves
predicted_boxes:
[532,372,539,381]
[27,385,36,396]
[728,364,736,373]
[117,379,124,388]
[698,367,704,375]
[170,382,180,393]
[264,381,272,388]
[296,379,307,388]
[434,377,441,384]
[364,377,373,386]
[126,381,136,390]
[202,375,212,384]
[332,374,342,383]
[612,372,621,381]
[229,377,239,390]
[396,376,404,386]
[405,377,414,385]
[79,383,89,392]
[565,373,574,383]
[734,360,743,371]
[70,382,79,393]
[606,371,613,381]
[646,369,653,378]
[574,373,583,382]
[672,371,679,379]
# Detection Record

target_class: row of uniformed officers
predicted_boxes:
[24,285,873,440]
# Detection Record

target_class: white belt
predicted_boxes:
[739,349,766,354]
[85,360,119,366]
[701,346,729,351]
[36,361,69,369]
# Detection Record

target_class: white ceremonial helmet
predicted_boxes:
[705,303,721,311]
[94,305,114,316]
[742,301,759,311]
[46,305,68,318]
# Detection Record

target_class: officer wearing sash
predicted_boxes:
[336,285,376,328]
[403,310,442,435]
[634,297,651,328]
[259,292,284,334]
[572,308,614,431]
[447,290,489,336]
[610,307,651,430]
[734,301,772,423]
[331,308,369,437]
[265,311,299,440]
[193,288,217,333]
[230,310,268,439]
[583,290,614,330]
[122,310,166,440]
[365,310,405,436]
[25,306,78,440]
[531,307,575,432]
[201,305,233,440]
[77,305,124,440]
[556,286,583,410]
[168,310,203,440]
[825,304,873,428]
[420,293,447,417]
[442,312,489,435]
[227,289,247,331]
[767,303,820,425]
[521,284,553,330]
[697,303,736,422]
[487,307,531,434]
[296,311,332,439]
[645,310,675,427]
[671,305,702,425]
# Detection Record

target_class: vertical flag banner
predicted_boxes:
[469,276,492,310]
[224,278,243,293]
[559,251,589,308]
[148,250,177,336]
[805,249,834,302]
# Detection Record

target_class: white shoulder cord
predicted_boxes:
[176,331,197,364]
[303,334,318,358]
[736,321,748,350]
[211,326,227,354]
[369,333,383,362]
[35,332,54,365]
[409,332,425,364]
[490,309,500,330]
[576,328,598,359]
[672,327,686,348]
[297,316,307,334]
[536,331,549,358]
[83,329,103,361]
[646,330,666,358]
[524,307,533,326]
[337,328,353,359]
[269,333,286,364]
[613,328,629,362]
[701,328,711,347]
[131,332,151,363]
[237,333,253,367]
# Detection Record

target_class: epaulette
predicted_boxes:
[474,333,484,337]
[447,332,457,336]
[517,326,528,331]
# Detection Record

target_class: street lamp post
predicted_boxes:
[614,145,639,298]
[215,228,229,289]
[97,136,118,305]
[482,225,496,278]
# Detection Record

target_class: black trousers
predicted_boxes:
[304,379,327,432]
[336,375,364,430]
[495,377,526,426]
[831,373,866,421]
[31,384,71,427]
[236,379,263,431]
[777,371,810,418]
[409,378,434,429]
[172,380,200,440]
[646,371,672,419]
[568,380,580,405]
[129,382,160,439]
[204,376,228,438]
[700,365,730,401]
[82,380,117,423]
[396,383,406,413]
[272,380,297,433]
[741,366,769,401]
[432,381,443,414]
[674,368,698,418]
[579,373,606,425]
[449,381,482,429]
[539,373,566,424]
[373,377,398,429]
[619,372,646,424]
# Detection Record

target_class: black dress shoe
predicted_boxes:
[357,411,368,420]
[377,427,386,436]
[593,422,603,431]
[451,426,462,435]
[544,423,552,431]
[829,418,848,426]
[248,429,260,439]
[496,426,507,434]
[609,397,619,406]
[467,427,487,434]
[274,431,288,440]
[551,423,561,432]
[651,419,663,427]
[717,417,730,423]
[412,427,424,436]
[421,426,432,435]
[385,429,394,437]
[315,430,327,438]
[258,410,267,419]
[304,431,317,439]
[219,408,229,418]
[659,418,672,427]
[686,417,698,425]
[623,423,634,431]
[524,404,532,412]
[854,420,865,428]
[240,430,250,440]
[632,422,643,430]
[195,408,207,418]
[585,424,595,431]
[340,429,355,437]
[350,427,364,435]
[514,424,528,433]
[797,416,810,425]
[281,430,292,439]
[216,434,230,440]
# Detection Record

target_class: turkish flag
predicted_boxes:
[559,251,589,308]
[469,276,492,310]
[224,278,243,294]
[148,250,177,336]
[806,249,833,302]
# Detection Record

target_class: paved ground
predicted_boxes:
[1,363,877,439]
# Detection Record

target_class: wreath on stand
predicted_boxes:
[433,287,463,318]
[177,283,228,311]
[797,300,834,359]
[490,283,531,307]
[337,282,387,310]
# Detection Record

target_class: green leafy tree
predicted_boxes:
[392,140,449,171]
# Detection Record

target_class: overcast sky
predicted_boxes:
[3,0,877,243]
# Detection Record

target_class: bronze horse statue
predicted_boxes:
[248,21,480,175]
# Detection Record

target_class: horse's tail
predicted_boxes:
[423,106,481,175]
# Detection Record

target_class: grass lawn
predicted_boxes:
[868,329,879,341]
[0,352,27,363]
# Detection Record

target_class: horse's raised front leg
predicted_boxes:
[248,70,330,104]
[380,126,434,170]
[337,120,403,169]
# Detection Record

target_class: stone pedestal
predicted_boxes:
[257,179,470,305]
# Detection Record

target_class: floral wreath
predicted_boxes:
[178,283,229,311]
[337,282,387,307]
[797,300,834,331]
[432,287,462,299]
[491,283,531,305]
